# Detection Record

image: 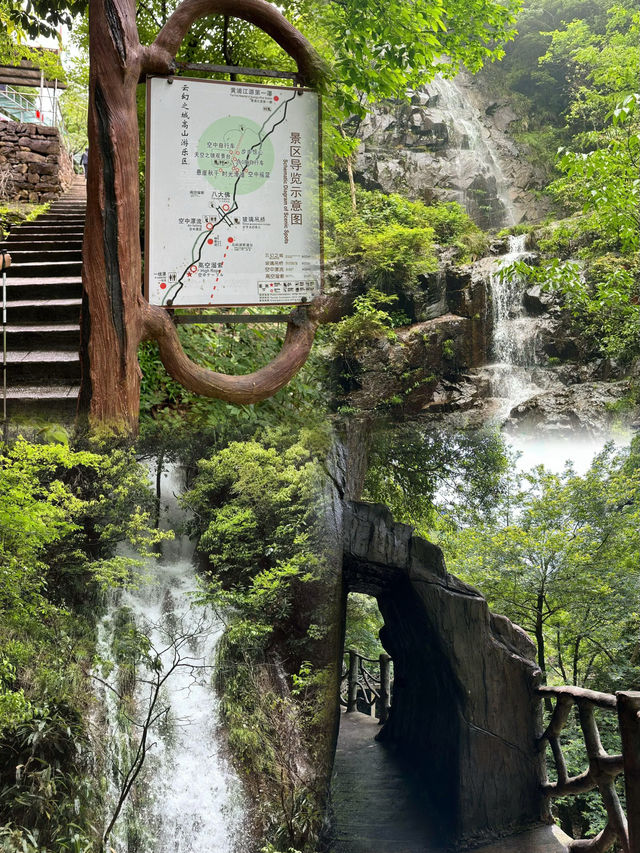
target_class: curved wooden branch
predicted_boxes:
[141,295,338,404]
[134,0,332,409]
[143,0,328,84]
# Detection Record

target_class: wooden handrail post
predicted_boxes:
[347,649,359,713]
[379,653,392,724]
[617,691,640,853]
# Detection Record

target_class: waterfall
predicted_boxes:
[95,462,247,852]
[486,235,546,419]
[425,76,516,229]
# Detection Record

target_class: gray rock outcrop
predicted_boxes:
[352,73,553,228]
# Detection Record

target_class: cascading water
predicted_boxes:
[486,235,547,420]
[425,76,516,229]
[95,463,247,852]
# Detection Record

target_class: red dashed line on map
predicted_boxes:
[211,236,235,296]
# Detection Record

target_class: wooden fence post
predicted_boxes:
[347,649,359,713]
[617,691,640,853]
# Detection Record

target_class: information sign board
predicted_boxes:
[145,76,322,307]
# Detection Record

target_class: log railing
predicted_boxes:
[537,685,640,853]
[340,649,393,723]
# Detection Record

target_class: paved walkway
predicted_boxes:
[330,710,442,853]
[329,710,572,853]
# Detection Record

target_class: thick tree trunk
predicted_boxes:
[79,0,330,432]
[80,0,145,432]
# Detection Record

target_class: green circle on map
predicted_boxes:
[197,116,275,195]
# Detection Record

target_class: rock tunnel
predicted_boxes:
[340,500,549,848]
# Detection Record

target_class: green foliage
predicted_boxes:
[482,0,638,149]
[499,95,640,364]
[330,289,399,361]
[504,251,639,362]
[0,202,50,240]
[443,441,640,688]
[0,437,165,848]
[138,312,328,440]
[363,426,512,536]
[185,429,333,850]
[344,594,384,660]
[325,182,485,273]
[59,83,89,154]
[551,94,639,254]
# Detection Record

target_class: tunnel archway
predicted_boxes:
[339,500,548,848]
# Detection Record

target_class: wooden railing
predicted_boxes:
[340,649,393,723]
[537,686,640,853]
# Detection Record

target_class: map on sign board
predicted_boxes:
[145,76,322,308]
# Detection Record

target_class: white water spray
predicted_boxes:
[96,463,247,853]
[485,234,546,418]
[427,76,516,228]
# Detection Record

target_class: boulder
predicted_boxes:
[505,380,636,436]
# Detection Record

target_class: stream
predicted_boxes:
[95,463,247,852]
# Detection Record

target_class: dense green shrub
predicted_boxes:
[0,438,164,850]
[183,429,335,850]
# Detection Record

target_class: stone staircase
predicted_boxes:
[2,176,84,417]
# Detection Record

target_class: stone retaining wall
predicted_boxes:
[0,120,74,202]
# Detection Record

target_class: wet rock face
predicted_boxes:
[330,240,638,432]
[504,380,634,437]
[341,501,548,847]
[339,312,485,416]
[352,73,553,227]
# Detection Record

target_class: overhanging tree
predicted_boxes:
[445,445,640,687]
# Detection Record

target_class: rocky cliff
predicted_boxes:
[352,73,553,228]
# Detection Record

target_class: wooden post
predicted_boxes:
[379,653,391,724]
[347,649,359,713]
[80,0,331,432]
[618,691,640,853]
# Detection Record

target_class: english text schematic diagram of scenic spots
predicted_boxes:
[146,77,322,308]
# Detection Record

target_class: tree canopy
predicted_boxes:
[443,441,640,689]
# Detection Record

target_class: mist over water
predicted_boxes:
[96,463,247,853]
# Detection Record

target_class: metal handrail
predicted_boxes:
[0,84,40,120]
[0,83,71,149]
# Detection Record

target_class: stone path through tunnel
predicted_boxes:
[329,706,573,853]
[330,709,442,853]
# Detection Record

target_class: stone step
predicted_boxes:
[3,384,80,401]
[5,230,85,242]
[1,384,79,417]
[4,249,82,264]
[4,349,80,384]
[46,209,85,216]
[5,298,82,324]
[8,260,82,277]
[2,241,83,254]
[29,213,86,222]
[4,277,82,301]
[5,323,80,349]
[10,221,85,230]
